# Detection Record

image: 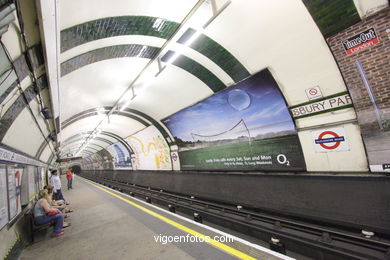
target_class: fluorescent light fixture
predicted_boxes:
[185,30,203,45]
[137,46,148,58]
[165,29,202,65]
[162,0,231,66]
[152,18,164,31]
[97,107,106,117]
[119,94,136,111]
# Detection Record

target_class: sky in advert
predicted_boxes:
[163,69,295,142]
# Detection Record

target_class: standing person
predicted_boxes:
[66,168,73,190]
[50,170,67,204]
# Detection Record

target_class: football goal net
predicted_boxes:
[190,119,251,143]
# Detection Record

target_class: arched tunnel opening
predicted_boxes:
[70,165,81,174]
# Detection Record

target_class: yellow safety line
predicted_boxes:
[87,181,256,260]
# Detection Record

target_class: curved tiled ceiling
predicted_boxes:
[60,45,226,91]
[53,0,299,159]
[58,130,134,158]
[60,16,250,82]
[28,0,374,163]
[0,0,386,173]
[54,106,174,158]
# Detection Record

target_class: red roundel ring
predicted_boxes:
[309,88,317,95]
[318,131,341,150]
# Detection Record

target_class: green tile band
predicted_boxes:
[61,44,159,76]
[61,45,226,92]
[302,0,360,38]
[177,28,249,82]
[61,16,178,53]
[162,50,225,92]
[61,16,249,83]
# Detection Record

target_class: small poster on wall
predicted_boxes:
[40,167,45,188]
[0,166,8,229]
[27,166,36,201]
[7,167,23,219]
[342,28,379,55]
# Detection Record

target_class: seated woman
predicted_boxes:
[33,189,66,237]
[44,185,73,213]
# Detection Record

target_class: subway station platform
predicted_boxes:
[18,176,292,260]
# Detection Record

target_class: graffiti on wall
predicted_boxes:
[126,126,171,170]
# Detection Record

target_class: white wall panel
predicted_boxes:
[205,0,346,106]
[60,0,198,29]
[2,108,44,157]
[60,58,147,121]
[298,123,368,172]
[353,0,388,18]
[60,114,145,142]
[1,11,23,60]
[130,65,213,121]
[39,144,53,162]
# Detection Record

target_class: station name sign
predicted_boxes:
[0,147,47,167]
[56,157,82,163]
[290,93,353,119]
[342,28,379,55]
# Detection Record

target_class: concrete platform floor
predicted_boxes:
[18,176,292,260]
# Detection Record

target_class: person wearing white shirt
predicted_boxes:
[50,170,66,203]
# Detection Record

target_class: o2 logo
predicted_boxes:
[277,154,290,166]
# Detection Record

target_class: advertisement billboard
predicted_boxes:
[163,69,306,171]
[7,167,23,219]
[106,142,132,170]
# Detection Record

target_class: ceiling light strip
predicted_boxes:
[75,0,206,157]
[75,0,232,158]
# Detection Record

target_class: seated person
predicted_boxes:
[33,189,67,237]
[44,185,73,213]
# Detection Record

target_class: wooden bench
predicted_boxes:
[28,211,54,243]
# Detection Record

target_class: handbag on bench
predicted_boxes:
[46,210,60,216]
